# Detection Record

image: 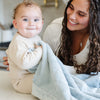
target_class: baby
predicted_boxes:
[6,0,43,93]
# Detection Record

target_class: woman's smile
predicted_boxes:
[68,19,78,25]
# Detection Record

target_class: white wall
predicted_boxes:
[0,0,23,42]
[0,0,4,24]
[3,0,23,25]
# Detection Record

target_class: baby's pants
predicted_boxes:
[12,73,34,94]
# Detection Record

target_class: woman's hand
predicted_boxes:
[3,57,9,71]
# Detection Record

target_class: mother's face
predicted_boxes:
[66,0,90,32]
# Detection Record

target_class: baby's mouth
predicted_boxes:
[27,28,36,30]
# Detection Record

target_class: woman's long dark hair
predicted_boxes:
[57,0,100,74]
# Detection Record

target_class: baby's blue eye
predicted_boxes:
[34,19,39,22]
[23,18,28,21]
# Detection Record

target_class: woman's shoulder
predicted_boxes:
[43,17,63,52]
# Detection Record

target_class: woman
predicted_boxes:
[4,0,100,74]
[57,0,100,74]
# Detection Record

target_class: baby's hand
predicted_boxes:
[34,44,42,49]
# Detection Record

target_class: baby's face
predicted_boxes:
[13,5,43,38]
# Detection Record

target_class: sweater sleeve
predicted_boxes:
[6,38,42,70]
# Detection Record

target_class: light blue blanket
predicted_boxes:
[28,41,100,100]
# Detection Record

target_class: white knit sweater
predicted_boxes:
[6,33,42,81]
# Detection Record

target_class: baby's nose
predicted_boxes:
[29,21,35,25]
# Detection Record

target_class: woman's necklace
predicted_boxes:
[79,33,89,52]
[71,32,89,55]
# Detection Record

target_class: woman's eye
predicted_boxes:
[23,18,28,21]
[79,13,85,17]
[69,5,74,10]
[34,19,39,22]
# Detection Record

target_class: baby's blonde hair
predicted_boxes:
[13,0,42,19]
